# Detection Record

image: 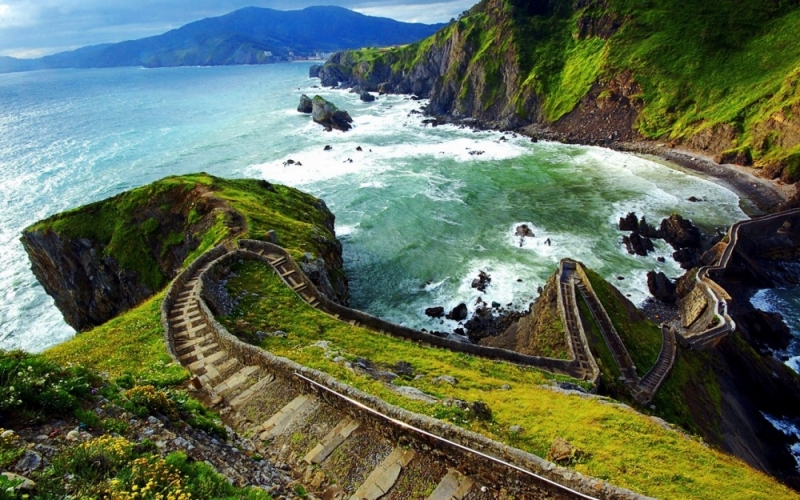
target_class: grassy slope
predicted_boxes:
[217,260,794,500]
[41,173,337,382]
[343,0,800,165]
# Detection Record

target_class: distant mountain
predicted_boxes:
[0,6,445,73]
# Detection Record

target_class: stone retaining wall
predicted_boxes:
[239,239,587,379]
[190,248,652,500]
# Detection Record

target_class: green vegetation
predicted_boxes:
[0,350,259,500]
[583,268,661,376]
[45,292,188,387]
[340,0,800,168]
[217,259,795,500]
[26,173,338,291]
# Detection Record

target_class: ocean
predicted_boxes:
[0,63,752,352]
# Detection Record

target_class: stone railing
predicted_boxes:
[557,260,601,388]
[160,244,229,363]
[181,248,652,500]
[238,239,590,380]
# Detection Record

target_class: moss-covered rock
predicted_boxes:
[22,173,347,331]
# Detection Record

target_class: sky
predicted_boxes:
[0,0,476,58]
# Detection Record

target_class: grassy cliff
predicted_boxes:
[328,0,800,179]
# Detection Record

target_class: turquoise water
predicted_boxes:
[0,63,747,352]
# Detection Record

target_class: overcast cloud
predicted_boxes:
[0,0,476,58]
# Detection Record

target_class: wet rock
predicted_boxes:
[515,224,535,238]
[660,214,703,249]
[309,64,322,78]
[619,212,639,231]
[324,145,333,151]
[471,271,491,292]
[673,247,702,269]
[688,196,701,202]
[425,306,445,318]
[297,94,313,114]
[312,96,353,132]
[360,91,376,102]
[647,271,677,303]
[623,232,655,256]
[464,307,498,342]
[446,303,468,321]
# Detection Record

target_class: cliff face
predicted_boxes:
[22,175,349,331]
[320,0,800,179]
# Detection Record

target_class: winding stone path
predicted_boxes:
[161,245,649,500]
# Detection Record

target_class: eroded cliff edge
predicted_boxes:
[21,174,348,331]
[319,0,800,192]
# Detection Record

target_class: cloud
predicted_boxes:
[0,0,477,57]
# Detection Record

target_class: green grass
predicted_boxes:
[583,268,662,376]
[216,259,795,500]
[25,173,339,293]
[337,0,800,167]
[44,292,189,387]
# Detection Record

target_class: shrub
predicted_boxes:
[0,350,93,420]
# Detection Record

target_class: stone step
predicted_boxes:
[213,365,261,396]
[229,374,276,409]
[350,447,415,500]
[187,350,227,372]
[258,394,317,440]
[303,417,361,464]
[427,469,474,500]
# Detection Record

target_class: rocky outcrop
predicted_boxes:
[297,94,313,113]
[21,176,350,330]
[309,64,322,78]
[311,96,353,132]
[659,214,703,250]
[20,183,229,331]
[359,90,376,102]
[647,271,676,303]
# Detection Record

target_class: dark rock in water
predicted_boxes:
[736,308,793,352]
[464,306,498,342]
[673,247,702,269]
[623,232,655,256]
[360,91,376,102]
[647,271,677,303]
[311,96,353,132]
[619,212,639,231]
[309,64,322,79]
[657,256,666,263]
[422,118,439,127]
[491,301,501,308]
[515,224,535,238]
[638,216,660,238]
[688,196,701,202]
[425,306,445,318]
[446,303,468,321]
[470,270,492,293]
[453,327,466,336]
[318,64,350,87]
[324,145,333,151]
[660,214,703,249]
[297,94,313,114]
[378,82,392,94]
[356,146,363,152]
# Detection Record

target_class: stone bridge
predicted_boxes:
[160,243,651,499]
[679,208,800,349]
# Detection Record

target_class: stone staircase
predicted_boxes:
[559,260,677,406]
[159,245,651,500]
